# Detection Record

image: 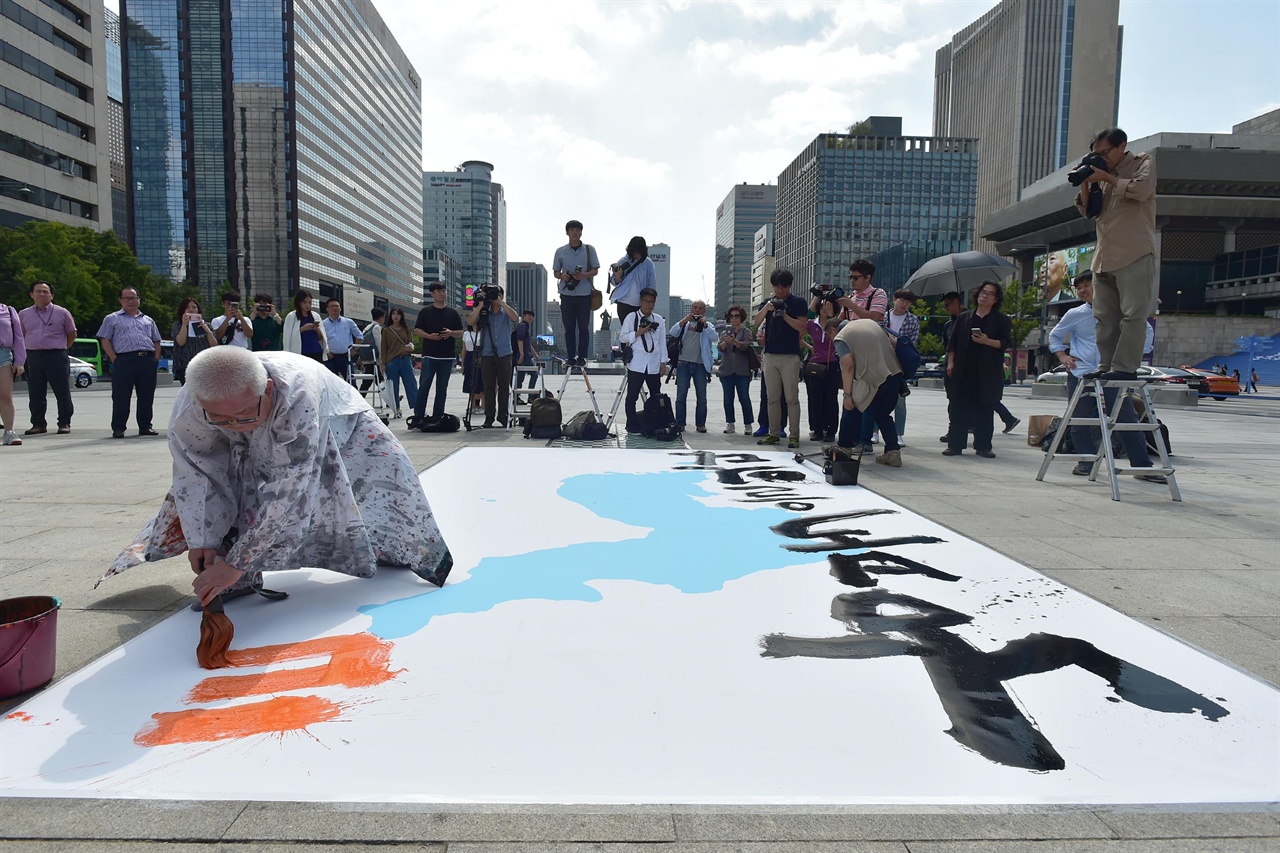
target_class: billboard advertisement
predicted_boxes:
[1032,244,1096,303]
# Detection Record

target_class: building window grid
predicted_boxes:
[1,0,87,59]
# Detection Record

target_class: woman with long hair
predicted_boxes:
[381,307,418,418]
[171,296,219,385]
[608,236,657,324]
[944,280,1013,459]
[283,289,328,361]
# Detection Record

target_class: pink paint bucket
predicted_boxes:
[0,596,61,699]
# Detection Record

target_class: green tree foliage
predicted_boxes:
[1001,279,1041,348]
[917,331,944,358]
[846,119,876,135]
[0,221,188,336]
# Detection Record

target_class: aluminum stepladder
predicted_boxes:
[556,359,605,420]
[1036,377,1180,502]
[511,359,546,427]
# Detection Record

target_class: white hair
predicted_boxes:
[185,346,269,402]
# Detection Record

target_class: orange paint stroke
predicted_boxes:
[185,632,401,703]
[6,711,34,722]
[135,694,341,746]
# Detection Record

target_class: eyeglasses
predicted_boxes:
[121,295,140,301]
[203,396,263,426]
[848,274,866,281]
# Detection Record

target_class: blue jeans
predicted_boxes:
[515,357,539,388]
[560,294,592,361]
[385,355,418,412]
[720,374,753,424]
[415,357,452,419]
[675,361,709,427]
[839,374,903,451]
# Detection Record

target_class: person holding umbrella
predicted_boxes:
[943,281,1012,458]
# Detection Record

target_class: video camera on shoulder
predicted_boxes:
[810,283,845,304]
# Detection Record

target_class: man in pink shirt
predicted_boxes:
[18,281,77,435]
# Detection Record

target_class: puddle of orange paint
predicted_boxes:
[135,694,341,746]
[135,632,401,747]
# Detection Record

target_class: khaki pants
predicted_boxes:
[1093,253,1156,374]
[763,353,801,438]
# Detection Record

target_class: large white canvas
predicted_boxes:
[1,448,1276,804]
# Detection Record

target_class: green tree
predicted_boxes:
[1001,279,1041,349]
[846,119,875,135]
[917,331,944,358]
[0,221,186,336]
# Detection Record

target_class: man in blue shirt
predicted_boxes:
[669,300,717,433]
[467,285,518,428]
[321,298,361,379]
[1049,271,1163,483]
[97,287,163,438]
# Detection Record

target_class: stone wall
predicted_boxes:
[1153,316,1280,367]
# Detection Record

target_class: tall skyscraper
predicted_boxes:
[714,184,777,313]
[649,242,670,321]
[775,123,978,293]
[1,0,113,232]
[491,181,507,294]
[423,160,500,309]
[423,245,462,305]
[934,0,1122,251]
[506,261,547,344]
[104,7,127,242]
[123,0,423,317]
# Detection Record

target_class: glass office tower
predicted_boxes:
[122,0,422,314]
[775,127,978,293]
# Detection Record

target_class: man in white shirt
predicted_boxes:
[618,288,666,433]
[209,291,253,349]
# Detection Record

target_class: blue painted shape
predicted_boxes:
[360,470,819,639]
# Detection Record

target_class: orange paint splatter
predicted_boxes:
[187,632,400,703]
[133,632,401,747]
[135,694,341,746]
[6,711,33,722]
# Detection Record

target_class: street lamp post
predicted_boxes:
[1176,290,1182,313]
[1241,291,1248,317]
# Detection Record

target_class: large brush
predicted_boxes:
[197,593,234,669]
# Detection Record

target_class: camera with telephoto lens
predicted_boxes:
[1067,152,1109,187]
[638,314,655,331]
[769,297,788,311]
[810,283,845,303]
[479,285,502,302]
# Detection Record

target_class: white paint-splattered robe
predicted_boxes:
[101,352,452,587]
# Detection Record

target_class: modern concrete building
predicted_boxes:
[103,6,126,242]
[649,241,670,321]
[506,261,547,343]
[122,0,423,319]
[934,0,1122,252]
[1,0,113,232]
[775,123,978,293]
[1234,108,1280,137]
[983,131,1280,323]
[749,223,775,311]
[714,183,777,313]
[491,181,506,297]
[423,160,501,310]
[423,245,462,306]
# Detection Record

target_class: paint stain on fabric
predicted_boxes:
[6,711,33,722]
[134,632,400,747]
[135,695,341,746]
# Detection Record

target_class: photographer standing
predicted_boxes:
[753,269,808,449]
[552,220,600,367]
[609,236,656,324]
[210,291,253,349]
[835,259,888,323]
[1073,128,1156,381]
[467,286,518,428]
[618,288,666,433]
[412,282,463,427]
[669,300,716,433]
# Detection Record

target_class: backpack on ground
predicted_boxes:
[642,393,678,440]
[418,413,460,433]
[524,396,562,439]
[563,410,608,441]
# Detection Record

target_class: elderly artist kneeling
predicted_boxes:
[99,347,452,603]
[830,318,906,468]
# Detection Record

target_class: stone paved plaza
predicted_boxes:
[1,375,1277,851]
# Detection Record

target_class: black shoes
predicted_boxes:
[976,449,996,458]
[1002,417,1021,434]
[112,431,125,438]
[24,426,46,435]
[1072,462,1093,476]
[139,428,159,436]
[1086,370,1138,382]
[1135,472,1168,484]
[941,448,961,456]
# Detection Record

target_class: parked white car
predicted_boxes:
[69,356,97,388]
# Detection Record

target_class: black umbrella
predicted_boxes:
[904,251,1018,297]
